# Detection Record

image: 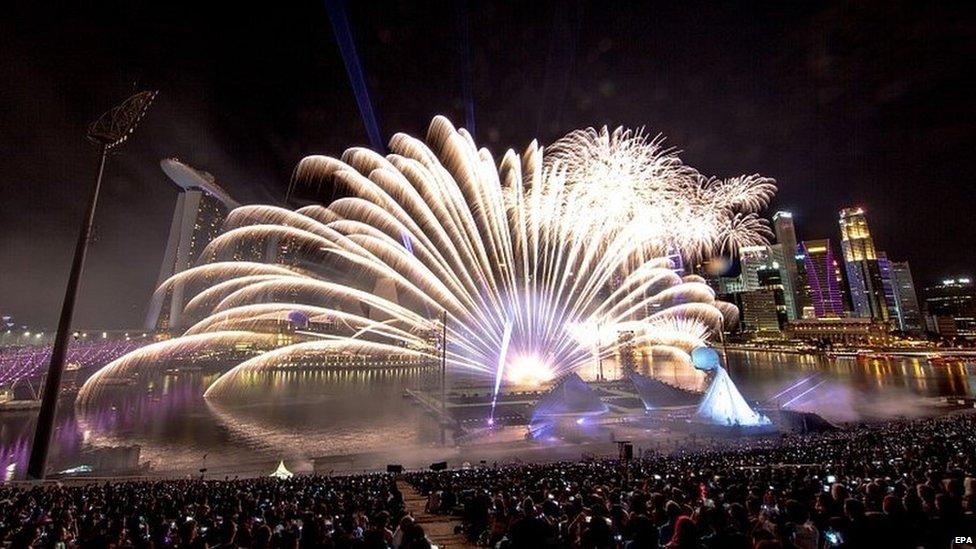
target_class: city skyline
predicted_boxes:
[702,203,976,343]
[2,189,971,332]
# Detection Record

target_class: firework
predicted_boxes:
[543,126,775,259]
[78,117,774,403]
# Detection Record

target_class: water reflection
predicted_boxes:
[0,352,973,478]
[723,351,975,422]
[725,351,975,399]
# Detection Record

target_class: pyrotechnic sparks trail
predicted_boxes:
[489,321,513,425]
[79,116,775,404]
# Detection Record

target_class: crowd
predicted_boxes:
[409,412,976,548]
[1,412,975,548]
[0,474,430,548]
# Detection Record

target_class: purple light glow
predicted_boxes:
[802,241,844,317]
[0,339,151,387]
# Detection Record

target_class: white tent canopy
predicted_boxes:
[270,460,294,479]
[696,367,770,426]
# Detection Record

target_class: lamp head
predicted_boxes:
[87,90,158,150]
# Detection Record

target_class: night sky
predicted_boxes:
[2,1,974,330]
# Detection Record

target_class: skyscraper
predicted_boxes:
[890,261,922,333]
[144,159,240,332]
[757,266,788,327]
[838,207,889,320]
[739,245,770,292]
[794,253,813,318]
[773,211,801,320]
[923,277,976,340]
[876,252,901,324]
[740,288,781,336]
[799,239,845,318]
[740,244,797,320]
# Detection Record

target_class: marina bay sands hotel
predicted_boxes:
[143,159,239,332]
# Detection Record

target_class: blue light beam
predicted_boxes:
[324,0,384,152]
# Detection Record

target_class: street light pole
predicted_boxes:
[26,146,107,480]
[26,91,157,480]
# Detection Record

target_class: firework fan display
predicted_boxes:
[79,117,775,404]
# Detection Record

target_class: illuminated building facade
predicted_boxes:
[794,254,813,318]
[799,240,845,318]
[739,246,769,291]
[144,159,240,332]
[877,252,902,324]
[838,207,889,320]
[889,261,922,333]
[923,277,976,340]
[740,244,797,321]
[706,275,744,296]
[784,318,890,345]
[740,289,782,336]
[772,211,801,319]
[757,266,788,327]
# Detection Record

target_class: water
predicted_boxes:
[725,350,976,421]
[1,351,973,479]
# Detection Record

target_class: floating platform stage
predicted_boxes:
[405,374,836,441]
[406,378,663,428]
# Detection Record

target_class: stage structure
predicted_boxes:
[629,371,701,409]
[528,373,609,440]
[691,347,770,427]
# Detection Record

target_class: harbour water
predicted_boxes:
[0,350,973,479]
